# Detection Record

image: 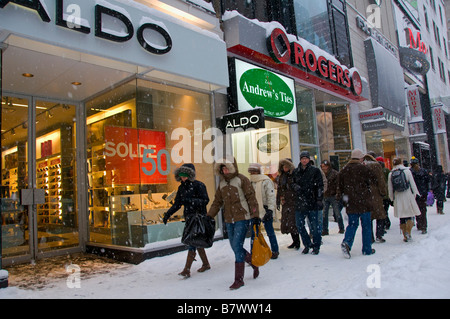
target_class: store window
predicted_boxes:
[86,79,216,248]
[296,86,319,160]
[315,91,352,170]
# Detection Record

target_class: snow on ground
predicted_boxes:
[1,203,450,299]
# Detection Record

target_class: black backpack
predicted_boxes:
[391,169,410,192]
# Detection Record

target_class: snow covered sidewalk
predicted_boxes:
[1,203,450,299]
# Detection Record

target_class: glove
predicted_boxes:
[162,212,170,225]
[316,201,324,210]
[252,217,261,226]
[263,209,273,222]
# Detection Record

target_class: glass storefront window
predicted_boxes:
[1,96,29,258]
[86,79,216,248]
[296,86,320,160]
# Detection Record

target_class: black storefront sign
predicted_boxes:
[217,108,265,134]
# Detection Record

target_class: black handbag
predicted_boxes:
[181,214,215,248]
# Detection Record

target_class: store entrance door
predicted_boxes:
[1,95,80,264]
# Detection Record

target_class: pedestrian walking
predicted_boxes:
[248,163,279,259]
[363,154,388,243]
[338,149,375,258]
[276,158,300,249]
[291,151,324,255]
[162,164,211,278]
[432,165,446,215]
[410,157,430,233]
[320,160,345,235]
[388,158,421,242]
[207,156,260,290]
[376,156,392,230]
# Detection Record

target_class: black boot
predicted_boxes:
[287,233,300,249]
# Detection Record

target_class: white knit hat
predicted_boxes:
[351,148,364,159]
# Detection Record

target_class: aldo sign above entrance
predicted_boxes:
[0,0,229,89]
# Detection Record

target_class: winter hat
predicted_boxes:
[410,156,419,165]
[376,156,384,162]
[351,148,364,159]
[248,163,262,173]
[175,163,196,181]
[300,151,310,159]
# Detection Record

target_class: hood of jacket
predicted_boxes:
[213,156,239,182]
[249,174,271,184]
[278,158,295,174]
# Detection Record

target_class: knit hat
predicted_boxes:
[300,151,310,159]
[248,163,262,173]
[351,148,364,159]
[376,156,384,162]
[410,156,419,165]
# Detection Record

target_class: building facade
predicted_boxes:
[1,0,229,266]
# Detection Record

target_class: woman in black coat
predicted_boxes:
[163,163,210,278]
[432,165,446,215]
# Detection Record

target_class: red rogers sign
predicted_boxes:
[267,28,363,95]
[359,108,384,120]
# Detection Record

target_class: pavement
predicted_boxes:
[4,253,130,290]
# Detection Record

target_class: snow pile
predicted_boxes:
[1,203,450,299]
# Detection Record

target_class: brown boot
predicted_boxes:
[229,262,245,290]
[196,248,211,273]
[178,250,196,278]
[244,250,259,279]
[400,224,408,242]
[405,219,414,241]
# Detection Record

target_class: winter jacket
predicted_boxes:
[291,161,324,212]
[410,166,430,197]
[432,166,446,201]
[337,159,373,214]
[276,159,297,234]
[323,168,338,198]
[363,155,387,220]
[249,174,276,219]
[388,164,421,219]
[165,164,209,220]
[207,157,259,223]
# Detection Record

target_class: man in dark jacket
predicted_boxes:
[338,149,375,258]
[410,157,430,233]
[291,151,324,255]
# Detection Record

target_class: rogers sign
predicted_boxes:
[267,28,363,95]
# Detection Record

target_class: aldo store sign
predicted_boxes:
[233,59,297,122]
[0,0,229,88]
[0,0,172,54]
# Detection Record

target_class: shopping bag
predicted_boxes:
[181,214,215,248]
[427,191,435,206]
[251,224,272,267]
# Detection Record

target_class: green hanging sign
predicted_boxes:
[235,59,297,122]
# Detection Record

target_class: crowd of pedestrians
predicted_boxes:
[163,151,448,290]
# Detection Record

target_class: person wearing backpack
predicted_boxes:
[388,158,421,242]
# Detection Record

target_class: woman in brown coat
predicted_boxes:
[276,158,300,249]
[363,154,388,243]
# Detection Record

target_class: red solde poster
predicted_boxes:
[104,126,168,185]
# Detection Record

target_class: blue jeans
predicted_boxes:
[226,220,250,263]
[262,217,279,253]
[343,212,373,255]
[323,197,345,232]
[295,210,321,250]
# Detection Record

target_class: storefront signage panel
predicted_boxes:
[234,59,297,122]
[0,0,229,88]
[104,126,168,185]
[432,104,446,134]
[217,108,265,133]
[266,28,363,96]
[360,107,405,131]
[406,85,423,121]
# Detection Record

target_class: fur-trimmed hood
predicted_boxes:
[174,163,196,182]
[213,156,239,181]
[278,158,295,174]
